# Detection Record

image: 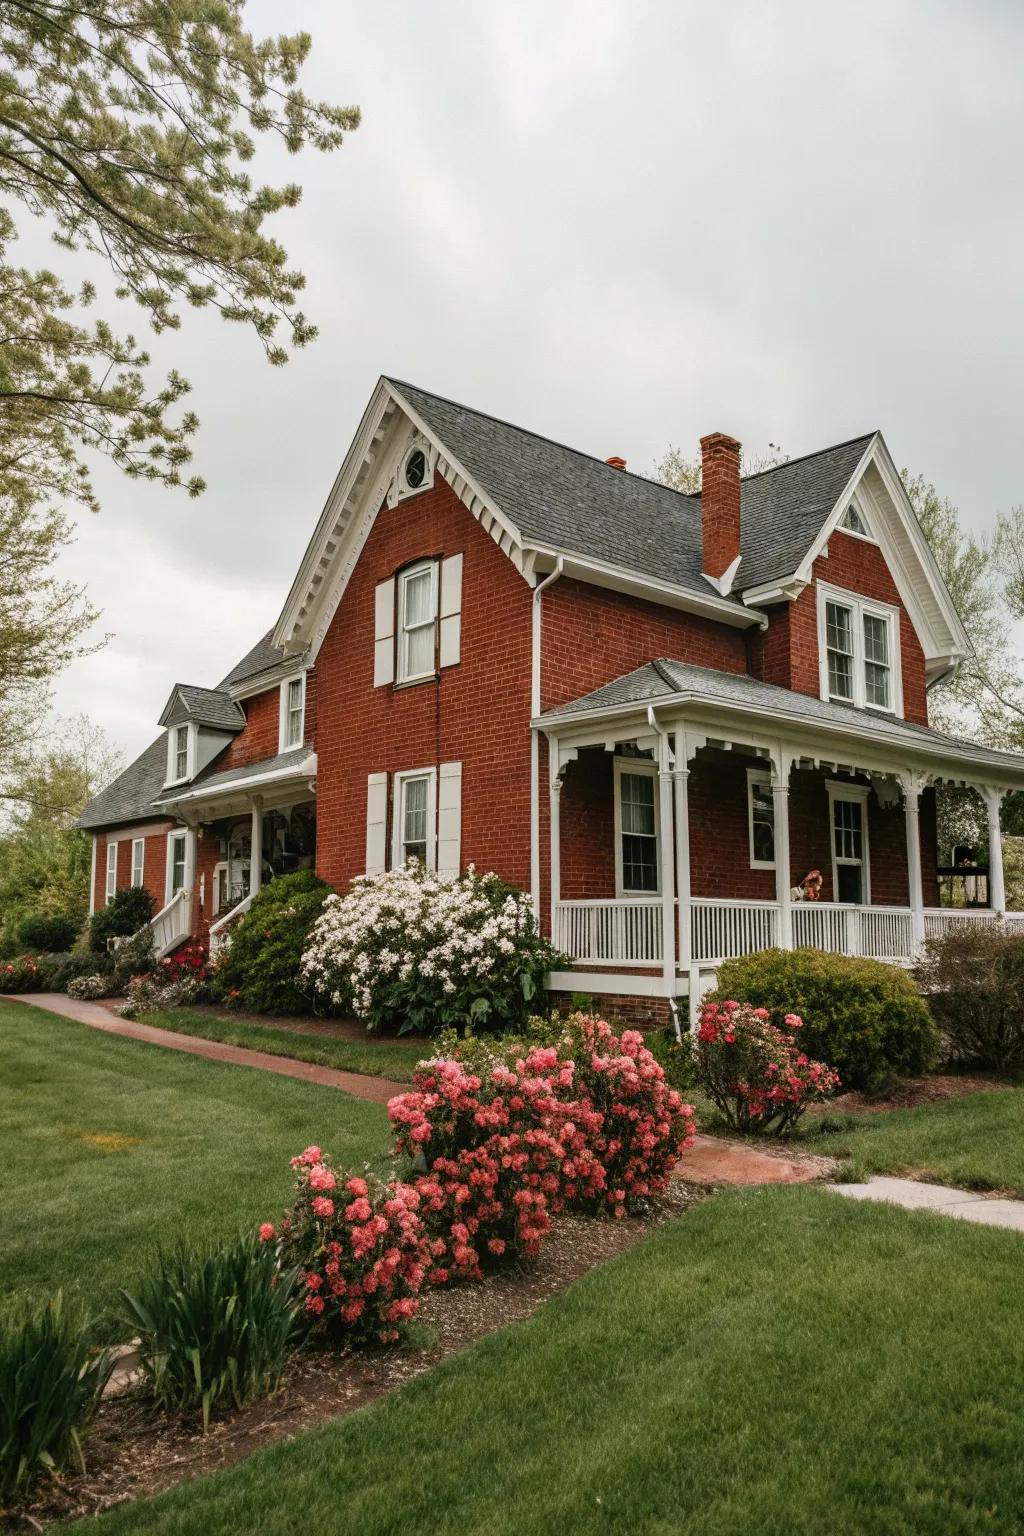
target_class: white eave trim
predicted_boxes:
[534,691,1024,784]
[527,547,766,629]
[155,751,317,808]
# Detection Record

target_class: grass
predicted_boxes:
[143,1008,427,1082]
[72,1185,1024,1536]
[0,1000,393,1337]
[799,1086,1024,1192]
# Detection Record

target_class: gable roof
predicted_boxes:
[537,658,1024,784]
[218,629,291,690]
[75,735,170,831]
[159,684,245,732]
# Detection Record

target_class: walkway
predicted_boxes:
[2,994,406,1105]
[829,1176,1024,1233]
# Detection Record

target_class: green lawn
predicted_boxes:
[801,1087,1024,1193]
[73,1186,1024,1536]
[145,1008,427,1082]
[0,1001,393,1336]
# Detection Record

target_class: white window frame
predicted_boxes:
[397,559,439,685]
[817,581,903,717]
[613,757,660,897]
[838,494,876,543]
[165,722,195,787]
[165,829,189,902]
[394,439,436,503]
[391,766,437,871]
[105,840,118,905]
[131,837,145,889]
[747,768,776,870]
[278,672,306,752]
[826,781,871,905]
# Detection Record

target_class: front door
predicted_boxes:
[830,789,869,904]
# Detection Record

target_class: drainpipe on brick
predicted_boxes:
[531,557,563,922]
[646,705,678,1003]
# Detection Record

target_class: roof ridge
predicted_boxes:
[735,431,878,486]
[650,658,683,693]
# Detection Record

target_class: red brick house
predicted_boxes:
[78,378,1024,1021]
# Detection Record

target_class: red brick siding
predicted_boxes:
[217,687,281,772]
[688,754,775,900]
[700,433,742,580]
[559,750,615,899]
[313,478,534,892]
[91,825,172,917]
[551,988,672,1030]
[751,530,930,727]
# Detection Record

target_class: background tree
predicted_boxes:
[0,714,122,953]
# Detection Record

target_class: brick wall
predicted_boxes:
[752,529,930,726]
[313,477,535,892]
[216,687,281,772]
[91,824,173,916]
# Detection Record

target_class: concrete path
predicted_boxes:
[1,994,407,1105]
[829,1175,1024,1232]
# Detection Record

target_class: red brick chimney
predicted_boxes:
[605,455,627,470]
[700,431,742,587]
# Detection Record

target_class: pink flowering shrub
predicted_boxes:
[271,1147,428,1346]
[694,1000,840,1135]
[388,1015,696,1277]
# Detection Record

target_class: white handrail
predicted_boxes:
[149,888,192,959]
[209,891,255,955]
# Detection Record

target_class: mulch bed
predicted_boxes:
[6,1186,699,1532]
[825,1073,1010,1115]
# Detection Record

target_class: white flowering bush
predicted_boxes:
[301,864,564,1034]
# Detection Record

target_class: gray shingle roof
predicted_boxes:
[154,746,313,804]
[539,657,1024,777]
[219,630,288,689]
[390,379,875,600]
[75,736,170,831]
[164,685,245,732]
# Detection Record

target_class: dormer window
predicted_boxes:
[165,722,195,786]
[279,673,306,751]
[840,498,874,540]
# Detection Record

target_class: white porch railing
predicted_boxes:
[690,898,780,964]
[209,891,255,956]
[555,896,1024,970]
[150,888,192,959]
[553,898,664,967]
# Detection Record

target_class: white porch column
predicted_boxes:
[983,786,1006,915]
[902,774,926,950]
[656,734,677,992]
[672,728,691,970]
[772,749,793,949]
[250,796,264,897]
[548,741,561,941]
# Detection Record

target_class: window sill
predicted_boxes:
[393,673,439,692]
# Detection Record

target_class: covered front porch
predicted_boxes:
[539,675,1024,1013]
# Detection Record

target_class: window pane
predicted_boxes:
[621,834,657,892]
[405,623,434,677]
[620,773,655,836]
[828,649,853,700]
[864,661,890,709]
[826,602,853,654]
[287,679,303,745]
[750,781,775,862]
[403,777,429,858]
[171,836,187,893]
[837,863,863,903]
[833,799,863,862]
[862,613,888,664]
[404,569,433,626]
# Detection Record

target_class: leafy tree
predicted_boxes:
[0,0,360,512]
[655,443,787,493]
[0,715,122,953]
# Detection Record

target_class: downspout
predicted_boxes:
[530,557,563,920]
[646,705,678,1014]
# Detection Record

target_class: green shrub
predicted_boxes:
[0,954,44,992]
[1,951,112,995]
[17,913,80,953]
[121,1232,302,1430]
[0,1292,112,1504]
[642,1027,697,1092]
[89,885,154,953]
[108,924,156,992]
[916,926,1024,1071]
[218,871,333,1015]
[67,974,113,1001]
[712,947,939,1092]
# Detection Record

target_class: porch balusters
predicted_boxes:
[771,752,793,950]
[983,785,1006,916]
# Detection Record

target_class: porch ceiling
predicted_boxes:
[535,659,1024,788]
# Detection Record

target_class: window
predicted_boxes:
[166,722,192,785]
[395,441,434,501]
[817,584,901,715]
[397,561,438,683]
[131,838,145,888]
[280,673,305,750]
[614,759,659,895]
[747,770,776,868]
[168,830,188,899]
[392,768,436,870]
[840,498,874,540]
[105,841,118,905]
[827,783,871,905]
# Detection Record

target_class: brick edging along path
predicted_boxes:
[2,993,835,1186]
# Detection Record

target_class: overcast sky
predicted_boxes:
[47,0,1024,765]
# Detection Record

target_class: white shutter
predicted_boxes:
[439,553,462,669]
[373,579,395,687]
[365,772,389,874]
[436,761,462,879]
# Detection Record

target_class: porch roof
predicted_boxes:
[153,747,316,808]
[536,658,1024,783]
